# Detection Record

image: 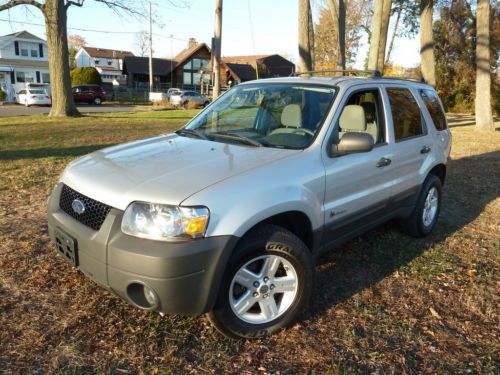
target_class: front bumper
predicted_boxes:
[47,183,238,315]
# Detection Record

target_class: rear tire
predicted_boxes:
[208,224,314,339]
[94,97,102,105]
[400,174,442,237]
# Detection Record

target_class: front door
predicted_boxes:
[321,86,395,248]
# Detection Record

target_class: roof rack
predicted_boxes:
[292,69,382,78]
[376,76,427,84]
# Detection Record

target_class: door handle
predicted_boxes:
[420,145,431,154]
[377,157,392,168]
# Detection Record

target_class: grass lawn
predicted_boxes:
[0,111,498,374]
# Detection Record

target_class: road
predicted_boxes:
[0,104,142,117]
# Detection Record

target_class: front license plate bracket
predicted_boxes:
[54,228,79,266]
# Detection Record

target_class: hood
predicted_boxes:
[61,133,299,210]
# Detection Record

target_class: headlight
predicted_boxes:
[121,202,209,241]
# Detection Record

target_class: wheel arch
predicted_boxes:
[428,163,446,186]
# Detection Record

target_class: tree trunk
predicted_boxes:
[44,0,79,117]
[298,0,314,72]
[327,0,346,71]
[377,0,392,73]
[475,0,494,132]
[420,0,436,87]
[368,0,384,72]
[385,6,401,64]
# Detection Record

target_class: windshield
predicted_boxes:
[181,83,336,149]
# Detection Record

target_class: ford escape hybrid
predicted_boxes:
[47,73,451,338]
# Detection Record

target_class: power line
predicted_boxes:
[0,18,190,42]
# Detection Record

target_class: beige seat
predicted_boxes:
[338,105,366,139]
[269,104,303,135]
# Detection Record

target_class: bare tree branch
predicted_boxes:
[0,0,43,11]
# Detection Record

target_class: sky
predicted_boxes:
[0,0,420,69]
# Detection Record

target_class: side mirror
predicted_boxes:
[331,132,374,156]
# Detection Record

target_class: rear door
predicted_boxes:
[383,86,432,198]
[321,85,396,247]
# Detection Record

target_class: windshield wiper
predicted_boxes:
[209,131,263,147]
[175,128,209,140]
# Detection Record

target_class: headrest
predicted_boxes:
[360,102,376,122]
[281,104,302,128]
[339,105,366,132]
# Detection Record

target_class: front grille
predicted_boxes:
[59,184,111,231]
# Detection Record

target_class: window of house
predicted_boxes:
[387,88,424,141]
[419,89,447,131]
[183,58,210,85]
[20,46,28,57]
[42,73,50,83]
[30,46,39,58]
[107,60,113,66]
[94,59,100,65]
[16,71,35,83]
[183,72,192,85]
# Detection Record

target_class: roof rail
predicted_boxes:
[292,69,381,78]
[375,76,427,84]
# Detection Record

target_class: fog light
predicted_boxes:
[144,285,157,306]
[127,282,159,309]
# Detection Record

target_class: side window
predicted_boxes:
[387,88,424,141]
[419,89,447,131]
[337,89,385,144]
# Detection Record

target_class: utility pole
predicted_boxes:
[212,0,223,99]
[148,1,153,93]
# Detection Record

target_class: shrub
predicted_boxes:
[0,90,6,102]
[185,100,201,109]
[70,67,102,86]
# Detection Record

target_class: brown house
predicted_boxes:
[122,39,211,91]
[221,54,295,87]
[122,39,295,91]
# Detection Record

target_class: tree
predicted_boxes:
[135,30,150,57]
[315,0,371,70]
[70,67,102,85]
[68,34,86,69]
[475,0,494,131]
[298,0,314,72]
[326,0,346,70]
[420,0,436,86]
[0,0,145,117]
[376,0,392,72]
[367,0,383,72]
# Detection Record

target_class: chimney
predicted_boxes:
[188,38,198,49]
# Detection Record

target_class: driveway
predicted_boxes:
[0,104,143,117]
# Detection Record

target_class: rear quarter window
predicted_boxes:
[387,88,424,141]
[419,89,447,131]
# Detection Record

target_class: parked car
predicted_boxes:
[72,84,106,105]
[170,90,210,108]
[16,88,51,107]
[166,87,181,99]
[47,74,451,338]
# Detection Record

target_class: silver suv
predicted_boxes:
[47,74,451,338]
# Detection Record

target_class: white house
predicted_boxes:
[0,30,50,102]
[75,47,134,87]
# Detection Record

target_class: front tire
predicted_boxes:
[400,174,442,237]
[94,97,102,105]
[208,224,314,339]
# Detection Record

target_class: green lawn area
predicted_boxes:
[0,112,498,373]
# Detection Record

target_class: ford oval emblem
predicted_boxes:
[71,199,85,214]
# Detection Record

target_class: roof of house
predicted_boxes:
[81,47,134,59]
[225,63,257,81]
[0,58,49,68]
[122,56,177,76]
[174,43,210,65]
[0,30,45,47]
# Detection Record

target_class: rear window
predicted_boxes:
[387,88,424,141]
[419,89,447,130]
[29,90,45,94]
